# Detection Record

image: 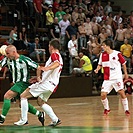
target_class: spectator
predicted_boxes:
[98,27,108,44]
[53,0,59,14]
[67,0,73,14]
[66,21,79,40]
[90,17,100,36]
[104,1,112,14]
[55,6,66,22]
[46,5,54,29]
[50,17,61,39]
[19,26,27,50]
[59,14,70,54]
[9,26,21,50]
[65,8,72,22]
[27,0,34,18]
[78,7,86,22]
[68,35,79,74]
[78,19,87,49]
[29,37,46,62]
[120,38,132,73]
[33,0,44,31]
[73,51,92,75]
[71,6,79,23]
[113,11,123,30]
[84,18,93,42]
[59,0,68,11]
[114,23,126,51]
[87,35,101,61]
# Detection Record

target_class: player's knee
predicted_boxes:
[37,97,44,106]
[101,92,107,99]
[4,92,11,99]
[118,89,126,98]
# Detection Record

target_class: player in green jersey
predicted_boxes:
[0,45,44,125]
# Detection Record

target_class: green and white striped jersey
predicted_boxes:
[0,55,38,83]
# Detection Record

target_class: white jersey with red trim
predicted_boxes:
[98,50,126,80]
[41,52,63,87]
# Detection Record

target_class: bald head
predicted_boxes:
[6,45,17,52]
[6,45,19,60]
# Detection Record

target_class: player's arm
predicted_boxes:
[39,61,60,71]
[122,63,128,80]
[118,52,128,79]
[36,65,42,82]
[94,64,102,73]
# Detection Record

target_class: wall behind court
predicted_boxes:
[114,0,133,14]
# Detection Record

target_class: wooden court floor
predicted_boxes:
[0,95,133,133]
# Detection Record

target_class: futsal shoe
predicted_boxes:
[0,115,5,124]
[125,110,130,116]
[48,119,61,127]
[103,109,110,115]
[38,112,45,126]
[14,119,28,126]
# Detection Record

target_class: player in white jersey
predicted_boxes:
[14,38,63,126]
[94,39,130,116]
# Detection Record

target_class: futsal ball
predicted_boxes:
[0,45,7,56]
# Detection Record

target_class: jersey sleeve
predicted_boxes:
[98,53,102,66]
[51,53,60,63]
[0,57,7,68]
[118,52,126,65]
[23,55,38,69]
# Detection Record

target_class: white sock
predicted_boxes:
[101,98,110,110]
[122,98,129,111]
[21,98,28,121]
[41,103,58,122]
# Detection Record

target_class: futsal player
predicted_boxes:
[94,39,130,116]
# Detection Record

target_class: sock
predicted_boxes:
[28,103,40,116]
[21,98,28,121]
[41,103,58,122]
[101,98,110,110]
[2,99,11,117]
[122,98,129,111]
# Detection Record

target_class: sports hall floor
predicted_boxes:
[0,95,133,133]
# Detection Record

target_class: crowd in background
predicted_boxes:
[1,0,133,77]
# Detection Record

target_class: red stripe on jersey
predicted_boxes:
[102,52,109,62]
[103,67,110,80]
[118,53,126,64]
[51,53,59,62]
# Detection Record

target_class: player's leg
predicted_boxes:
[0,90,18,124]
[14,88,34,125]
[118,89,130,115]
[37,95,61,127]
[101,81,113,115]
[113,79,130,115]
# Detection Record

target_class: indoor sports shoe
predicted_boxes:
[103,109,110,115]
[38,112,45,126]
[0,115,5,124]
[48,119,61,127]
[14,119,28,126]
[125,110,130,116]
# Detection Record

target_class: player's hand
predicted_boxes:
[124,74,128,80]
[94,69,98,73]
[39,66,49,71]
[37,76,42,82]
[29,76,37,83]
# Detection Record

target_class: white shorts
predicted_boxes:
[101,79,124,94]
[29,81,56,102]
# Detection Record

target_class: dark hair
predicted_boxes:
[103,39,114,49]
[49,38,61,50]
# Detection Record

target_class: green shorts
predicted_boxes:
[10,82,29,99]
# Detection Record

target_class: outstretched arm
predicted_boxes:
[94,65,102,73]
